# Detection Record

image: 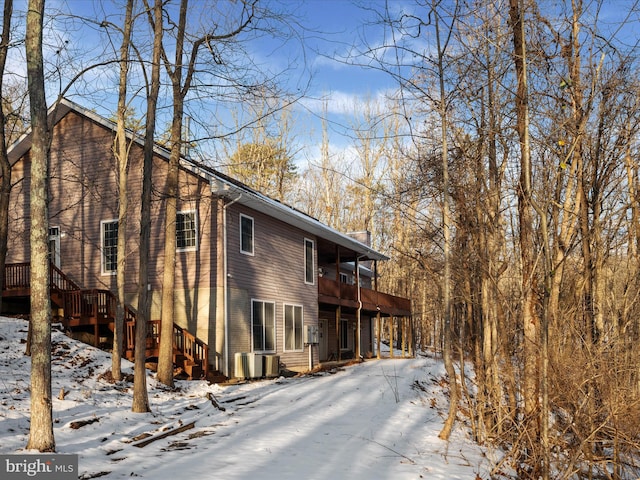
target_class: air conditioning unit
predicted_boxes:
[249,354,263,379]
[263,355,280,378]
[234,352,250,379]
[234,352,263,379]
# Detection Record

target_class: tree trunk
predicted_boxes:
[133,0,163,413]
[112,0,134,383]
[0,0,14,316]
[157,0,188,388]
[25,0,54,452]
[509,0,543,475]
[434,0,459,442]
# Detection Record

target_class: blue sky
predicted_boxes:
[12,0,636,169]
[25,0,401,166]
[240,0,402,163]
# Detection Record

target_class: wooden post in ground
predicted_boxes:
[336,305,341,361]
[389,316,395,358]
[409,317,415,357]
[376,312,381,359]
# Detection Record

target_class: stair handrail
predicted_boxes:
[5,262,208,379]
[3,262,81,293]
[50,263,81,292]
[3,262,30,290]
[173,323,208,378]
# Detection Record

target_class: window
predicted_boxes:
[252,300,275,352]
[176,211,197,250]
[284,304,303,351]
[101,220,118,274]
[48,226,60,267]
[240,214,254,255]
[304,238,315,284]
[340,319,350,350]
[340,272,351,284]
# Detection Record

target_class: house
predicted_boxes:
[2,98,412,379]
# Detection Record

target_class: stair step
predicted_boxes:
[5,263,208,381]
[182,362,202,380]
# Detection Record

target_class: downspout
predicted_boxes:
[222,193,242,377]
[356,255,365,360]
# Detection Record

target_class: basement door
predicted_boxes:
[318,319,328,361]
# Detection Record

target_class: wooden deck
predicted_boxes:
[2,262,209,379]
[318,276,411,316]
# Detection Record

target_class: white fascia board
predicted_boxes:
[210,177,389,262]
[8,97,388,263]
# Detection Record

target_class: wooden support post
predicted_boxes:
[376,312,381,359]
[94,321,100,348]
[336,305,341,362]
[409,317,415,357]
[402,317,407,358]
[389,316,395,359]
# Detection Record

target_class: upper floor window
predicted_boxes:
[176,210,197,251]
[101,220,118,275]
[240,214,254,255]
[304,238,315,284]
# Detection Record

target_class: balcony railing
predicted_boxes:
[318,276,411,316]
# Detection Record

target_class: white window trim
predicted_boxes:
[283,303,304,352]
[48,226,61,268]
[100,219,118,276]
[251,298,276,353]
[304,238,315,285]
[176,210,198,252]
[240,213,255,256]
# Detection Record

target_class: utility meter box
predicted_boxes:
[305,325,319,345]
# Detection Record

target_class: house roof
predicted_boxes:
[8,97,389,262]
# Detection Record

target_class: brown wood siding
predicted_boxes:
[7,155,29,262]
[7,110,218,323]
[226,203,319,371]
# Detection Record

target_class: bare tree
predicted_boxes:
[348,96,389,238]
[0,0,14,317]
[224,98,298,203]
[295,102,348,229]
[508,1,544,475]
[25,0,54,452]
[132,0,163,413]
[156,0,258,386]
[432,0,458,442]
[112,0,135,383]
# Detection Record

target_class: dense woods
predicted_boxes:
[2,0,639,477]
[345,1,640,478]
[293,1,640,477]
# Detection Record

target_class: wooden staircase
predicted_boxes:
[2,262,209,379]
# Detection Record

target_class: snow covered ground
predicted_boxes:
[0,316,498,479]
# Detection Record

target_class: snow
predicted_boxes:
[0,316,496,479]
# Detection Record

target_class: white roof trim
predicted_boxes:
[8,97,389,262]
[210,176,389,261]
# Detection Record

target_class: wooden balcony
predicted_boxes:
[318,276,411,316]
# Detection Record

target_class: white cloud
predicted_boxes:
[300,87,399,117]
